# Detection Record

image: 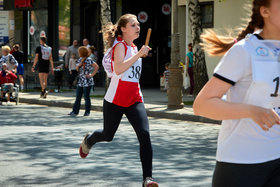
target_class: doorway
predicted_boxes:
[122,0,171,87]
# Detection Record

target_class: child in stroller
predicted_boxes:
[0,63,17,105]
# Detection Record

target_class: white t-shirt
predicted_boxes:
[214,34,280,164]
[69,58,77,71]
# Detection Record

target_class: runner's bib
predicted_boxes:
[41,45,52,60]
[245,34,280,110]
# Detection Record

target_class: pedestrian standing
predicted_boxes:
[79,14,158,187]
[83,38,90,48]
[193,0,280,186]
[68,46,99,116]
[65,39,79,69]
[68,53,78,89]
[12,44,25,91]
[0,46,18,74]
[88,45,98,92]
[0,63,17,105]
[32,36,54,98]
[186,43,194,95]
[162,62,170,93]
[88,45,97,62]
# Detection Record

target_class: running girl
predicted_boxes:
[194,0,280,186]
[32,36,54,98]
[79,14,158,187]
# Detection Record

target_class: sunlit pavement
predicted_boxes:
[0,104,219,187]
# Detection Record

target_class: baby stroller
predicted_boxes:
[0,83,19,105]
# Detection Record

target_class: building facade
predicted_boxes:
[3,0,251,88]
[4,0,172,87]
[179,0,251,77]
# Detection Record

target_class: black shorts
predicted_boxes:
[38,61,50,73]
[213,158,280,187]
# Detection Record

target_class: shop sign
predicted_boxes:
[40,30,46,37]
[14,0,34,8]
[29,25,35,35]
[162,4,171,15]
[138,11,148,23]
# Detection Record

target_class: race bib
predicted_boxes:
[41,45,52,60]
[246,35,280,109]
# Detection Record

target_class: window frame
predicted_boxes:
[200,1,214,28]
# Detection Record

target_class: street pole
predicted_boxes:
[168,0,184,109]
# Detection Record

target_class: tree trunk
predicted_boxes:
[167,0,184,109]
[100,0,111,90]
[188,0,209,96]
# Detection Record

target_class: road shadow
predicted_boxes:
[0,105,219,186]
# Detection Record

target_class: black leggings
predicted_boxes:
[213,158,280,187]
[87,100,153,180]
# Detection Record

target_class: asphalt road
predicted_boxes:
[0,104,219,187]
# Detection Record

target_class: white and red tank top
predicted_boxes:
[104,37,143,107]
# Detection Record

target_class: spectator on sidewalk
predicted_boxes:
[83,38,90,49]
[0,46,18,74]
[68,46,99,116]
[32,36,54,99]
[0,63,17,105]
[88,45,97,62]
[68,53,78,89]
[186,43,194,95]
[12,44,25,91]
[65,39,79,69]
[88,45,98,92]
[83,38,90,48]
[162,62,170,93]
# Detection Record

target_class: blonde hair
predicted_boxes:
[2,45,11,53]
[102,14,137,48]
[201,0,271,56]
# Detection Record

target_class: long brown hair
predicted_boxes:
[201,0,271,56]
[102,14,137,48]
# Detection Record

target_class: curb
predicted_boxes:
[19,98,220,124]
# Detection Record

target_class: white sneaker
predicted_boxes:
[79,133,92,158]
[7,101,11,106]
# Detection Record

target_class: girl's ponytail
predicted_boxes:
[102,22,117,48]
[102,14,137,49]
[201,0,268,56]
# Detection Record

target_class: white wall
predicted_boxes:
[179,0,251,77]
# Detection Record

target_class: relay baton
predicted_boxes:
[143,28,152,57]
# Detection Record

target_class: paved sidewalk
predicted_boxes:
[18,87,220,124]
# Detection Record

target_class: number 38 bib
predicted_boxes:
[244,35,280,111]
[104,42,143,107]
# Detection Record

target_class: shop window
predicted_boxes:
[30,10,48,59]
[200,1,214,28]
[58,0,70,61]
